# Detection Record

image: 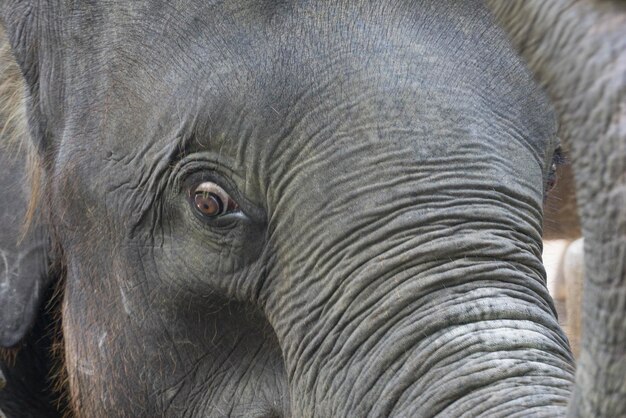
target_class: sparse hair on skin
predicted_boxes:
[0,24,43,238]
[0,26,28,150]
[47,273,73,418]
[0,24,71,416]
[0,25,29,361]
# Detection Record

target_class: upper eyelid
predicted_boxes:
[168,145,239,173]
[169,154,241,189]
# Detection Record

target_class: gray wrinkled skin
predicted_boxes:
[0,26,60,416]
[0,139,50,348]
[0,24,51,349]
[488,1,626,416]
[490,0,624,245]
[0,1,581,416]
[0,145,58,418]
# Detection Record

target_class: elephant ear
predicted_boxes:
[0,19,53,348]
[1,0,55,155]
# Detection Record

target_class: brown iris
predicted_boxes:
[191,181,239,218]
[194,192,223,217]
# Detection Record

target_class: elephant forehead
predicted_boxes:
[54,2,554,126]
[51,0,555,207]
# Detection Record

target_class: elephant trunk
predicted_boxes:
[264,226,575,416]
[248,14,573,409]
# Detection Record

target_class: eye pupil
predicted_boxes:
[194,192,223,217]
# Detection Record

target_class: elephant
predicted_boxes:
[487,1,626,415]
[0,28,60,417]
[0,0,623,416]
[487,0,626,365]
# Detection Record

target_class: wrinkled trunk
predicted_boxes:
[270,254,574,416]
[262,201,576,416]
[252,30,576,409]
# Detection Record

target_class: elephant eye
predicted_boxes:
[546,162,558,192]
[546,146,565,193]
[191,182,239,218]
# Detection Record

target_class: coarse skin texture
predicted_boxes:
[488,1,626,416]
[0,25,62,418]
[0,24,49,349]
[0,1,578,416]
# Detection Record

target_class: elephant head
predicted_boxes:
[0,0,577,416]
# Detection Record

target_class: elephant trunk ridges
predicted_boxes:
[265,230,575,416]
[487,1,626,416]
[247,25,576,409]
[259,138,575,415]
